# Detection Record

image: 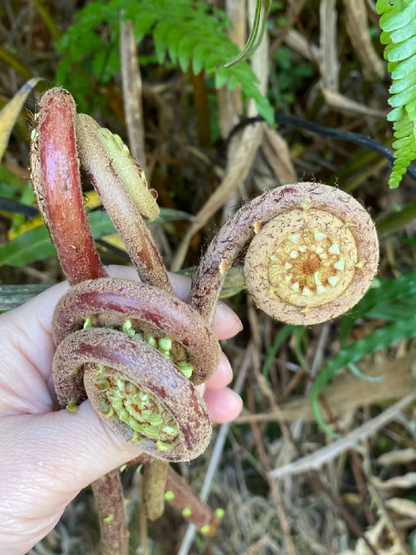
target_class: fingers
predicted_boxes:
[205,352,233,390]
[4,265,242,342]
[0,403,139,553]
[204,388,243,423]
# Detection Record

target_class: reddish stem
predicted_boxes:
[92,470,129,555]
[30,88,107,285]
[165,465,222,535]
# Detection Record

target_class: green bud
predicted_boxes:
[143,424,160,437]
[67,401,78,413]
[215,508,225,519]
[162,426,178,438]
[158,337,172,351]
[157,440,174,452]
[95,365,104,377]
[122,320,132,333]
[95,380,109,391]
[118,409,129,422]
[200,525,210,535]
[182,507,192,517]
[124,382,137,395]
[177,362,194,379]
[164,490,175,501]
[83,317,93,330]
[119,464,128,472]
[146,413,163,427]
[103,514,114,524]
[144,335,157,348]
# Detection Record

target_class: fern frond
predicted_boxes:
[377,0,416,188]
[56,0,274,123]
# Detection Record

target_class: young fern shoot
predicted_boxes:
[191,184,379,326]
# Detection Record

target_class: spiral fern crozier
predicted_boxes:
[191,184,379,326]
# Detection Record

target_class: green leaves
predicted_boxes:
[0,78,42,162]
[0,208,194,268]
[376,0,416,188]
[313,269,416,436]
[311,315,416,437]
[0,211,116,268]
[56,0,274,124]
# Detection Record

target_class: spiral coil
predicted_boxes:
[30,88,220,463]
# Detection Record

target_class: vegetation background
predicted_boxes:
[1,0,416,554]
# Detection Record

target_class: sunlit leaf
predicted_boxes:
[0,77,42,162]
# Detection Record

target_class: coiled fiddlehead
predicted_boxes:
[30,88,220,554]
[191,183,379,326]
[377,0,416,188]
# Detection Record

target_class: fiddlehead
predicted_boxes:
[30,88,220,553]
[191,183,379,326]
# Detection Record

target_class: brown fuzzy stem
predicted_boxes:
[31,87,224,545]
[190,183,379,326]
[53,279,219,386]
[75,113,172,293]
[30,88,107,285]
[143,459,169,521]
[53,328,212,462]
[92,470,129,555]
[165,466,221,535]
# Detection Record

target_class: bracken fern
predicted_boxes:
[377,0,416,188]
[56,0,274,123]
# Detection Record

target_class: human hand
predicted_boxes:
[0,266,243,555]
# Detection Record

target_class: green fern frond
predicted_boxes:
[56,0,274,123]
[377,0,416,188]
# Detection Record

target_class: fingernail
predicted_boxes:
[217,301,243,331]
[220,352,233,380]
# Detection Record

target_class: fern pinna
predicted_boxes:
[56,0,273,123]
[377,0,416,188]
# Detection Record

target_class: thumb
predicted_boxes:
[0,401,139,522]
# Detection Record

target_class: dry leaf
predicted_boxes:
[343,0,385,81]
[0,77,42,162]
[323,88,386,118]
[377,448,416,466]
[373,473,416,490]
[319,0,339,92]
[385,498,416,519]
[261,127,297,184]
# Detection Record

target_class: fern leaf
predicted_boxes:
[377,0,416,188]
[56,0,274,124]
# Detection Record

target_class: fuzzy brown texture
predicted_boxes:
[75,113,172,293]
[53,328,212,462]
[91,469,129,555]
[165,465,221,535]
[143,459,169,520]
[29,88,107,285]
[190,183,379,325]
[52,278,220,385]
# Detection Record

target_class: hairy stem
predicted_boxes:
[75,113,171,293]
[92,470,129,555]
[30,89,107,285]
[165,465,222,535]
[190,182,379,326]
